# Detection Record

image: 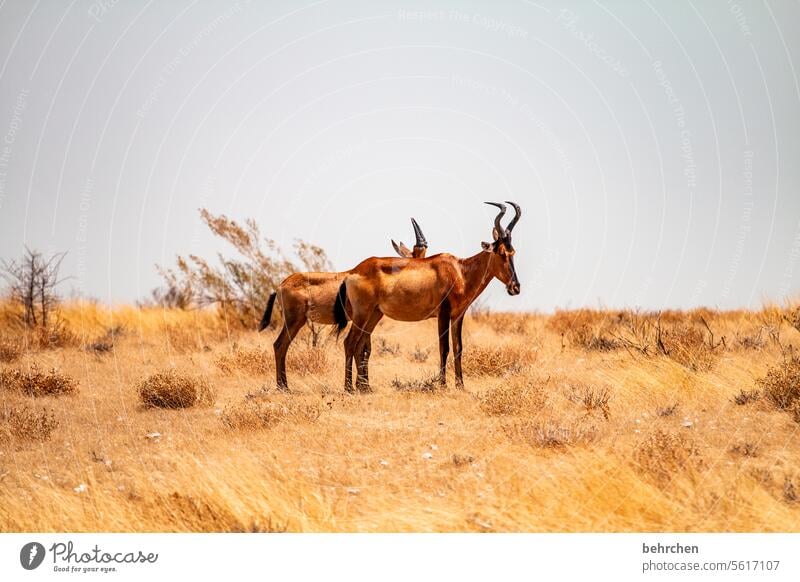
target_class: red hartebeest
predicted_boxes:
[259,218,428,389]
[334,202,521,392]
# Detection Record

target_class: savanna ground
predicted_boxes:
[1,301,800,532]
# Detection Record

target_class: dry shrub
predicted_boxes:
[729,442,759,458]
[633,429,702,486]
[758,358,800,412]
[375,338,401,356]
[735,329,766,350]
[220,398,321,430]
[480,377,547,416]
[409,346,430,363]
[392,376,438,393]
[0,404,58,442]
[215,347,272,375]
[659,324,718,371]
[0,338,22,363]
[0,364,77,397]
[732,389,761,406]
[288,347,328,376]
[503,417,599,449]
[548,309,621,351]
[565,382,611,419]
[461,344,535,376]
[655,403,679,417]
[137,370,215,409]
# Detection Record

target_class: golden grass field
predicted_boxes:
[1,301,799,532]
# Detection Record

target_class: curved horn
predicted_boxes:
[504,201,521,234]
[411,217,427,248]
[484,201,507,236]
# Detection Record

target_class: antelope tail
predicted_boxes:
[333,280,349,336]
[258,292,277,332]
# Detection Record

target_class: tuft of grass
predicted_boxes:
[655,403,679,417]
[375,338,401,357]
[409,346,430,363]
[733,389,762,406]
[0,403,58,442]
[288,347,328,375]
[758,358,800,411]
[0,364,78,397]
[502,417,599,449]
[215,347,272,375]
[137,370,215,409]
[391,376,438,393]
[0,338,22,363]
[565,382,611,419]
[461,344,535,377]
[659,323,719,372]
[633,429,702,487]
[220,398,321,430]
[730,442,759,458]
[480,378,547,416]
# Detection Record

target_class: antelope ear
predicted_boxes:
[492,227,500,241]
[392,240,412,257]
[481,241,492,251]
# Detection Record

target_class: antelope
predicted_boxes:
[259,218,428,389]
[334,202,521,393]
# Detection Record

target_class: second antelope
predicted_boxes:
[259,218,428,389]
[335,202,521,392]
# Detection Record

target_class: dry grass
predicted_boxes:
[633,429,703,488]
[1,301,799,532]
[480,377,547,416]
[215,346,272,375]
[0,338,22,363]
[137,370,215,409]
[0,363,78,397]
[0,403,58,443]
[758,357,800,411]
[461,343,536,376]
[221,396,321,430]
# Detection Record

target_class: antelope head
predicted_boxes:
[481,201,522,296]
[391,218,428,258]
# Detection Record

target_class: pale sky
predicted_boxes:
[1,0,799,312]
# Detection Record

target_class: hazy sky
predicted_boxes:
[1,0,799,312]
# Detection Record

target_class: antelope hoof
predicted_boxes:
[276,382,290,392]
[356,383,373,394]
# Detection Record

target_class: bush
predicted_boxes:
[0,364,77,397]
[137,370,215,409]
[0,404,58,442]
[220,398,321,430]
[758,358,800,411]
[480,378,547,416]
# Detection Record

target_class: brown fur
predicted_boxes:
[342,245,520,391]
[267,227,427,389]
